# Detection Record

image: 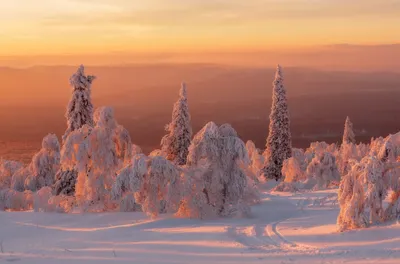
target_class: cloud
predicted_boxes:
[36,0,400,30]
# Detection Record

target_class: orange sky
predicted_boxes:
[0,0,399,57]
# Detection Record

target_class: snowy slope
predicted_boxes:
[1,189,399,264]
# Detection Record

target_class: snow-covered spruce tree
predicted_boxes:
[63,65,96,142]
[161,82,192,165]
[342,116,356,145]
[57,65,96,196]
[24,134,61,192]
[262,65,292,181]
[337,117,357,176]
[182,122,251,218]
[53,169,78,196]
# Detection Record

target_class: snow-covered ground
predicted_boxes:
[1,189,399,264]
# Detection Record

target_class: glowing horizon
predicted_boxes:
[0,0,399,56]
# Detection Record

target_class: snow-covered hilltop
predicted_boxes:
[0,65,400,263]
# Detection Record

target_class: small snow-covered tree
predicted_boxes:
[111,154,148,212]
[262,65,292,180]
[0,189,33,211]
[337,142,369,177]
[360,156,387,224]
[337,155,395,231]
[292,148,308,171]
[63,65,96,142]
[161,82,192,165]
[306,152,340,190]
[337,161,367,231]
[282,157,304,183]
[342,116,356,145]
[135,156,181,218]
[0,160,23,189]
[184,122,250,217]
[24,134,60,192]
[245,140,264,178]
[11,167,32,192]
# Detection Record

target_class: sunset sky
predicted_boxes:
[1,0,399,56]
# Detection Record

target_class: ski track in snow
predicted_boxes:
[1,189,399,263]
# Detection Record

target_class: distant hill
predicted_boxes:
[0,64,400,162]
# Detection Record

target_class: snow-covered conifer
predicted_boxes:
[53,169,78,195]
[161,82,192,165]
[63,65,96,142]
[342,116,356,145]
[262,65,292,180]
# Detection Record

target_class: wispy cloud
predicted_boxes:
[0,0,399,54]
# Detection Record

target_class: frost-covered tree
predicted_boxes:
[360,156,387,224]
[305,142,337,165]
[337,162,367,231]
[337,155,396,231]
[135,156,181,217]
[306,152,340,190]
[11,167,32,192]
[337,142,369,177]
[282,157,304,183]
[24,134,60,192]
[58,65,95,195]
[161,82,192,165]
[184,122,251,217]
[262,65,292,180]
[342,116,356,145]
[0,189,33,211]
[111,154,148,212]
[63,65,96,142]
[245,140,264,178]
[0,160,23,189]
[53,169,78,196]
[61,107,131,210]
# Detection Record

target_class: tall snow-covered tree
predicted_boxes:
[63,65,96,142]
[342,116,356,145]
[161,82,192,165]
[262,65,292,180]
